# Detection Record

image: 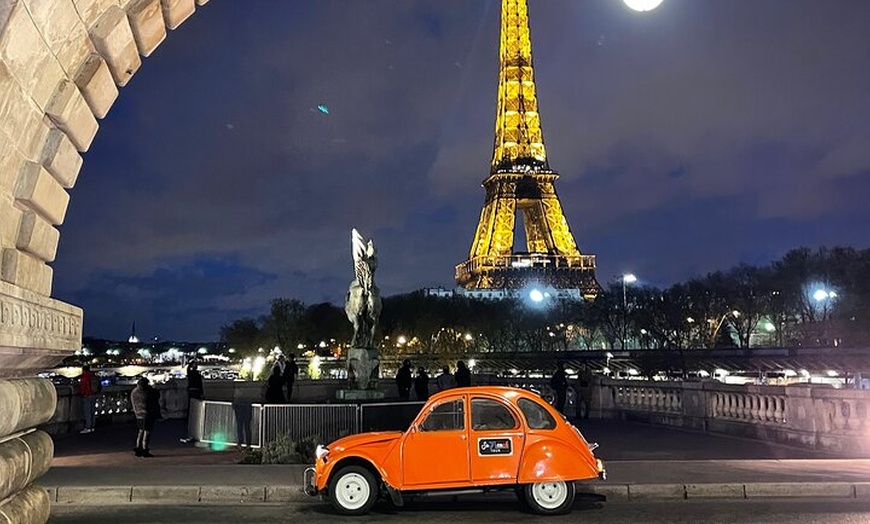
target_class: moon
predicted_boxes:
[623,0,664,12]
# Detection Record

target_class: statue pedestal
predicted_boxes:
[336,389,386,401]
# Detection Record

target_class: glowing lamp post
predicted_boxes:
[621,274,637,349]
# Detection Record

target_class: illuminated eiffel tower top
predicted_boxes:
[491,0,550,174]
[455,0,599,296]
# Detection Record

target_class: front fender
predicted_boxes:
[316,450,398,492]
[518,438,598,484]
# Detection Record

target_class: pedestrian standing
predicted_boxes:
[551,362,569,414]
[180,361,204,444]
[265,365,286,404]
[436,365,456,391]
[186,361,203,401]
[396,359,413,400]
[131,377,161,457]
[284,354,299,401]
[78,364,100,434]
[414,367,430,401]
[455,361,472,387]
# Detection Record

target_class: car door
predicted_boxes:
[401,396,470,487]
[469,397,524,484]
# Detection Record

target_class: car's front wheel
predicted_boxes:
[522,480,575,515]
[328,465,378,515]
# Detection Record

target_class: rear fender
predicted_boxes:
[518,439,598,484]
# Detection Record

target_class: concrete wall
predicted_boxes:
[594,377,870,456]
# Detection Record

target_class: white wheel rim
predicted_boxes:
[335,472,371,510]
[531,481,569,510]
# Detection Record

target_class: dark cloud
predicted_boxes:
[53,0,870,340]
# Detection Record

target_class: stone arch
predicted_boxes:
[0,0,211,375]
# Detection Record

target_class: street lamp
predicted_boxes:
[622,274,637,350]
[623,0,665,12]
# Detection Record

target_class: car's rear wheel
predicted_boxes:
[522,480,575,515]
[329,465,378,515]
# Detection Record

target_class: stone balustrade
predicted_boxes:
[593,377,870,455]
[42,378,372,435]
[47,374,870,456]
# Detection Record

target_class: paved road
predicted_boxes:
[49,499,870,523]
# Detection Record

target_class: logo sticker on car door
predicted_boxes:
[478,438,512,456]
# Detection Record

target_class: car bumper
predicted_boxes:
[303,467,318,496]
[597,459,607,480]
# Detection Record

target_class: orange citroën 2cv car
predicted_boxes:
[304,386,605,515]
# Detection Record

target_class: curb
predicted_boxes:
[40,482,870,505]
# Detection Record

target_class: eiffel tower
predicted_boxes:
[455,0,599,298]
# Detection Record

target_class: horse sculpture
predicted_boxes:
[344,229,382,389]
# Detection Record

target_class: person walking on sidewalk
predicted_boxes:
[78,364,101,434]
[131,377,161,457]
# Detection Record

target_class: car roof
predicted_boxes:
[426,386,541,404]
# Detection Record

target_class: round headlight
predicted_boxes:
[315,445,329,459]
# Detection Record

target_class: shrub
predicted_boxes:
[239,448,263,464]
[259,434,300,464]
[295,434,321,463]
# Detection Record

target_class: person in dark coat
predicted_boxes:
[436,365,456,391]
[186,361,203,401]
[414,367,430,401]
[550,362,569,414]
[265,365,286,404]
[395,359,413,400]
[284,354,299,401]
[131,377,161,457]
[455,361,472,387]
[180,361,204,444]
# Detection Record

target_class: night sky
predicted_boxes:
[52,0,870,342]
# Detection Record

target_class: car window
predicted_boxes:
[420,399,465,432]
[518,398,557,430]
[471,398,518,431]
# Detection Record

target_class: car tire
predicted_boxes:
[522,480,575,515]
[514,486,527,503]
[328,465,378,515]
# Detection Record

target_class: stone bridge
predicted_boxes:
[1,1,869,522]
[0,1,211,522]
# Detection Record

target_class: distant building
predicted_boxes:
[423,286,583,302]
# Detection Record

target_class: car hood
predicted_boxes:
[329,431,403,453]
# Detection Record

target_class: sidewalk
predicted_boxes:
[40,418,870,504]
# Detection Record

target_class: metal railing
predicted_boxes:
[190,400,424,449]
